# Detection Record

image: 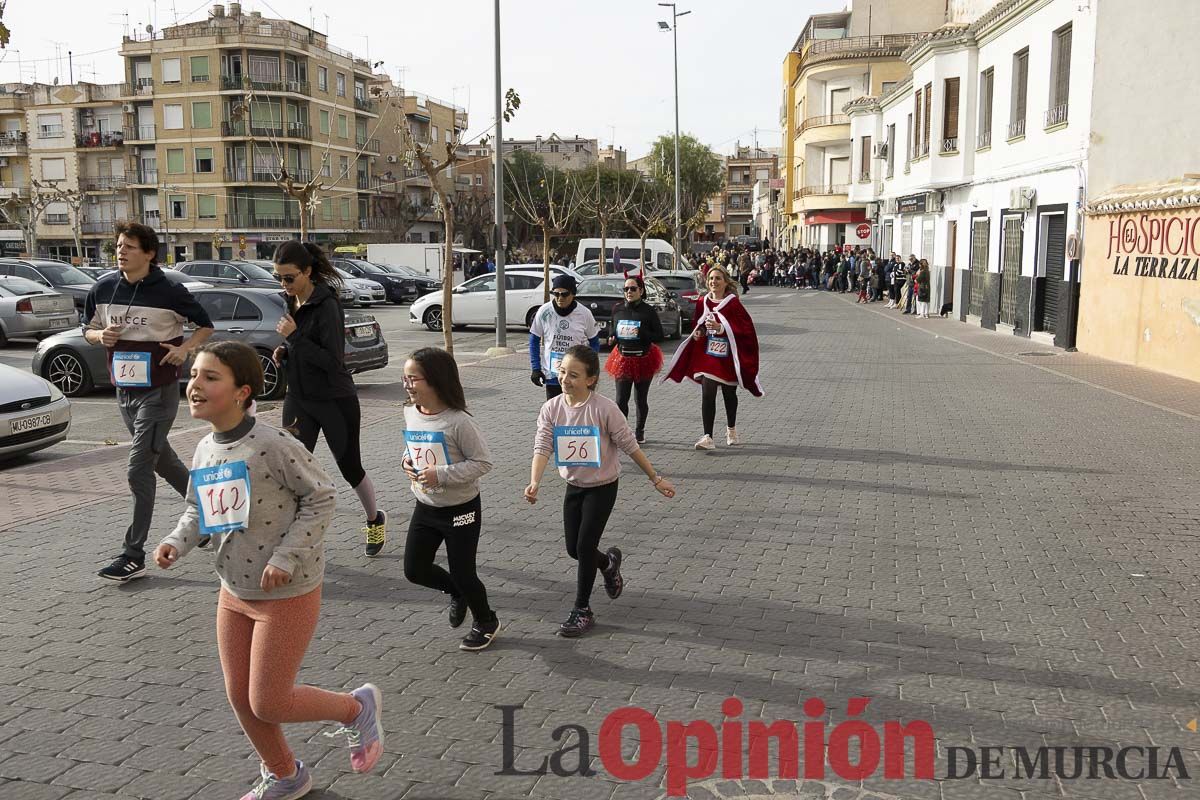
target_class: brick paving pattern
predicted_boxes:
[1,288,1198,800]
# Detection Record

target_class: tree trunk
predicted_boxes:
[441,198,455,354]
[541,225,552,303]
[639,230,648,275]
[599,220,607,276]
[299,198,308,242]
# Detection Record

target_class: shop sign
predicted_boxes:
[897,194,926,214]
[1107,212,1200,281]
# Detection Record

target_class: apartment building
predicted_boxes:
[501,134,598,171]
[779,1,945,250]
[847,0,1095,345]
[598,145,627,171]
[119,2,383,261]
[724,144,778,240]
[0,87,33,256]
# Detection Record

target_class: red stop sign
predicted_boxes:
[855,223,872,240]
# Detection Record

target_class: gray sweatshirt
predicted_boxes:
[403,405,493,507]
[160,418,336,600]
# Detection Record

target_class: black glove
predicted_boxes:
[531,369,546,387]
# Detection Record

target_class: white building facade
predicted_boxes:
[848,0,1095,343]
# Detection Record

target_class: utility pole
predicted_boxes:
[658,4,690,271]
[489,0,512,354]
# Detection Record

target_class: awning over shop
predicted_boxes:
[805,209,867,225]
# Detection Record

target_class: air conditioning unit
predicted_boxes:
[385,155,399,163]
[872,142,888,159]
[123,103,135,113]
[0,157,8,168]
[1009,186,1036,210]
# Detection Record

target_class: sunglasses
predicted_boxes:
[623,286,641,292]
[550,291,573,298]
[271,273,298,285]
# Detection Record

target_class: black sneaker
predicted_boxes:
[363,511,386,557]
[196,536,211,549]
[448,595,468,629]
[460,617,500,651]
[98,555,146,583]
[600,547,624,600]
[558,607,595,638]
[635,431,646,445]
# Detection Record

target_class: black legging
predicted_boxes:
[545,384,563,400]
[701,377,738,436]
[282,393,366,487]
[614,379,651,436]
[404,495,494,623]
[563,480,619,609]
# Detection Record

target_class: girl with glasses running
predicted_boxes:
[271,240,387,557]
[604,276,664,444]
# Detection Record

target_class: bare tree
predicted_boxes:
[578,166,640,275]
[453,188,493,253]
[371,188,427,244]
[505,152,584,301]
[35,179,85,263]
[622,178,674,272]
[0,189,52,256]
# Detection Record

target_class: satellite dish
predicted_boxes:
[146,24,155,34]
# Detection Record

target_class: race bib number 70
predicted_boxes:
[405,430,452,469]
[191,460,251,536]
[553,425,602,468]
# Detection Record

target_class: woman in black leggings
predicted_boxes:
[604,276,664,444]
[272,240,386,555]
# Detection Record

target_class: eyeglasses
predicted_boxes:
[271,273,298,285]
[550,291,572,298]
[402,375,427,387]
[623,287,640,293]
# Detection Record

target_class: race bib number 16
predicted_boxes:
[553,425,602,468]
[191,460,251,536]
[113,351,152,387]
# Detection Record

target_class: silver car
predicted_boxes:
[0,276,78,346]
[333,267,386,307]
[248,259,357,306]
[0,362,71,460]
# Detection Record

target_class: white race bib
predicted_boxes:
[706,336,730,358]
[553,425,602,468]
[113,351,153,388]
[549,351,565,377]
[615,319,641,340]
[405,430,452,469]
[191,460,251,536]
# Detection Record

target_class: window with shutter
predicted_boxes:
[1047,25,1072,127]
[1010,49,1029,139]
[886,124,895,177]
[922,83,932,155]
[942,78,960,152]
[913,89,922,159]
[978,68,994,148]
[860,136,871,181]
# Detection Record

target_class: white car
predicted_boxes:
[409,268,576,332]
[0,362,71,460]
[333,267,386,307]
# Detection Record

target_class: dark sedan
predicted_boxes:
[575,275,682,344]
[175,260,281,289]
[333,258,430,303]
[31,287,387,400]
[374,263,441,297]
[0,258,95,312]
[645,270,703,330]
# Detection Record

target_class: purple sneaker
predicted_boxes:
[558,607,595,638]
[325,684,384,773]
[240,760,311,800]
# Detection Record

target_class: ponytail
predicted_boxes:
[275,240,342,290]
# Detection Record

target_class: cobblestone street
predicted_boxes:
[2,288,1198,800]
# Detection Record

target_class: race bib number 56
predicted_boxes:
[405,430,452,469]
[191,460,251,536]
[553,425,602,468]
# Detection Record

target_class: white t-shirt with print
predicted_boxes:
[529,302,600,383]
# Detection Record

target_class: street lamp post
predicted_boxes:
[658,4,689,272]
[489,0,513,354]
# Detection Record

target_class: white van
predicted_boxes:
[573,238,689,272]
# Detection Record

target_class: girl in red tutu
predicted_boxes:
[604,276,664,444]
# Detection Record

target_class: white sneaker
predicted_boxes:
[726,427,739,446]
[694,435,716,451]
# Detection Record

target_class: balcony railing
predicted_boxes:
[38,125,64,139]
[357,217,388,230]
[143,212,161,228]
[356,138,380,153]
[0,131,28,151]
[82,220,116,234]
[1007,118,1026,140]
[221,75,310,95]
[802,34,922,67]
[357,175,381,191]
[977,129,992,149]
[225,212,300,229]
[941,137,958,153]
[221,121,311,140]
[858,171,871,183]
[82,176,128,192]
[224,166,312,184]
[354,96,378,113]
[1044,103,1069,128]
[132,169,159,185]
[800,184,849,197]
[124,124,156,141]
[76,131,126,148]
[127,79,154,96]
[797,114,849,135]
[45,214,71,225]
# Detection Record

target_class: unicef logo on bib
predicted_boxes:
[112,351,152,387]
[191,460,251,536]
[553,425,602,468]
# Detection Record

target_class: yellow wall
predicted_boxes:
[1077,207,1200,382]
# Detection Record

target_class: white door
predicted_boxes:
[453,275,497,324]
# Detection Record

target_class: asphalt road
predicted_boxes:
[0,301,520,468]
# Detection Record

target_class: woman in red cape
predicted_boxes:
[662,265,763,450]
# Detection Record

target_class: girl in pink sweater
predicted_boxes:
[525,345,676,637]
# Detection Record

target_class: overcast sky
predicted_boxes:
[1,0,845,158]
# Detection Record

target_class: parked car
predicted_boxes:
[645,269,704,330]
[0,276,78,346]
[333,257,418,303]
[77,266,116,281]
[0,258,95,312]
[410,268,570,332]
[0,362,71,460]
[32,287,387,399]
[175,260,281,289]
[574,259,649,277]
[574,275,682,343]
[333,267,386,307]
[246,259,356,306]
[374,263,441,297]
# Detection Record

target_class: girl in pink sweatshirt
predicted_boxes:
[525,344,676,637]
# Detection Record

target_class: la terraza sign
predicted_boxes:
[1107,213,1200,282]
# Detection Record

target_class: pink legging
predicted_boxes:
[217,586,359,777]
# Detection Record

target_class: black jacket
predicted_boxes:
[280,283,356,400]
[610,299,664,357]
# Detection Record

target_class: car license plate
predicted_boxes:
[10,412,52,435]
[48,316,72,329]
[353,325,374,339]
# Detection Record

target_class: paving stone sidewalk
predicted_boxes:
[1,288,1198,800]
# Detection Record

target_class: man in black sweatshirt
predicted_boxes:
[85,222,214,583]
